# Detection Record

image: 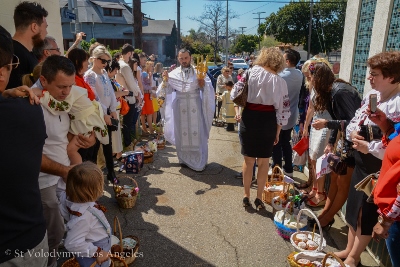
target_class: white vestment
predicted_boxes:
[157,66,215,171]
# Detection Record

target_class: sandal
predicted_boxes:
[306,192,327,207]
[300,187,317,197]
[295,181,311,189]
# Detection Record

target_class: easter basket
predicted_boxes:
[262,166,285,204]
[273,202,308,239]
[113,176,139,209]
[287,252,345,267]
[290,208,326,252]
[61,255,127,267]
[111,216,140,267]
[143,151,154,164]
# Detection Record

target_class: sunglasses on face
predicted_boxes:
[46,48,61,52]
[97,58,111,65]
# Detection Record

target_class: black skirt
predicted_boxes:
[239,108,277,158]
[345,151,381,235]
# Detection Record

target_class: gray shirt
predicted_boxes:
[279,67,303,130]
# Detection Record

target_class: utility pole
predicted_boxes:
[177,0,181,51]
[225,0,229,65]
[133,0,142,49]
[253,11,265,50]
[71,0,80,34]
[307,0,314,59]
[239,27,246,35]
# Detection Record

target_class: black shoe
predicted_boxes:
[251,177,257,184]
[235,172,243,179]
[254,198,265,211]
[243,197,251,207]
[107,173,119,184]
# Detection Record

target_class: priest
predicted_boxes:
[157,48,215,171]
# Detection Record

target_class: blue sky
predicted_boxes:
[140,0,286,36]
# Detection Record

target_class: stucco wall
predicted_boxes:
[0,0,63,52]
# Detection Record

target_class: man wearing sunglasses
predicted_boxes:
[0,25,49,267]
[6,1,48,89]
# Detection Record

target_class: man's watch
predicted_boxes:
[378,215,393,226]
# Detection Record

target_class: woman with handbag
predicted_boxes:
[307,62,361,229]
[302,58,333,207]
[237,47,290,210]
[334,51,400,267]
[84,46,119,184]
[106,60,129,161]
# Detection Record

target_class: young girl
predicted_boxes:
[60,162,111,267]
[140,61,155,134]
[217,81,236,131]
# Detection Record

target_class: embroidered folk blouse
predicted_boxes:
[244,65,290,126]
[346,89,400,159]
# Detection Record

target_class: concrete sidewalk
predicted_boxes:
[57,126,380,266]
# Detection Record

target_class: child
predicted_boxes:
[217,81,236,131]
[60,162,111,267]
[23,64,109,164]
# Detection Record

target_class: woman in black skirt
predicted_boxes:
[235,47,290,210]
[335,51,400,267]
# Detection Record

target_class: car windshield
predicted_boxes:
[233,59,245,64]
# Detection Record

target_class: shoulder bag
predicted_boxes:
[232,71,249,107]
[327,121,347,175]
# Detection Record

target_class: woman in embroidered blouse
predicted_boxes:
[238,47,290,210]
[84,45,119,184]
[61,162,111,267]
[335,51,400,267]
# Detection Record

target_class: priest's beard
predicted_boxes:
[32,33,45,48]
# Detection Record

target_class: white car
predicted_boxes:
[231,58,248,70]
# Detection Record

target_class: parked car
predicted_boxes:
[231,58,248,70]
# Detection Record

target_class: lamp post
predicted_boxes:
[253,11,265,50]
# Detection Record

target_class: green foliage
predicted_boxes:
[80,38,97,52]
[134,49,143,54]
[260,36,280,48]
[231,34,260,54]
[109,49,122,57]
[262,0,347,55]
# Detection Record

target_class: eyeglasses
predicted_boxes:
[224,71,230,73]
[97,58,111,65]
[5,54,19,70]
[46,48,61,52]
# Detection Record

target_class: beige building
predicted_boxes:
[0,0,63,52]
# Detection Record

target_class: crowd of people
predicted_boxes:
[1,1,400,267]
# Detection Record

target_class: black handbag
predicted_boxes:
[327,121,347,175]
[109,118,119,132]
[359,125,383,142]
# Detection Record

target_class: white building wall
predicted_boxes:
[0,0,63,52]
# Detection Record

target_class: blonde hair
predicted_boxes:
[22,62,43,87]
[221,66,229,73]
[301,57,332,89]
[144,60,154,73]
[90,45,111,64]
[254,47,285,73]
[66,162,104,203]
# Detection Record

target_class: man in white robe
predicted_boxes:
[157,49,215,171]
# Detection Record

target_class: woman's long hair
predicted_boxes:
[128,58,139,80]
[311,62,335,112]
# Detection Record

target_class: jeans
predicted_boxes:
[122,104,139,147]
[272,128,293,173]
[386,221,400,267]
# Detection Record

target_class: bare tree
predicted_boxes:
[189,2,237,63]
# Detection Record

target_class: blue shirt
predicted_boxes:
[279,67,303,130]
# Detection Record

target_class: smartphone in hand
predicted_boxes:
[369,93,377,113]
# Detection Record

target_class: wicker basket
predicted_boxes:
[113,176,138,209]
[274,201,308,239]
[262,166,285,204]
[287,252,345,267]
[143,152,154,164]
[111,216,140,267]
[290,208,326,252]
[61,255,127,267]
[157,141,166,150]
